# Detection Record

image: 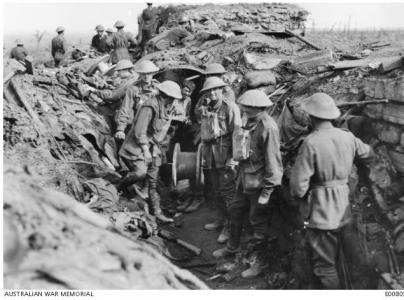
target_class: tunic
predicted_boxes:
[290,123,372,230]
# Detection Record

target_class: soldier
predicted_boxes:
[118,80,183,223]
[95,60,137,127]
[91,25,108,54]
[51,26,67,67]
[213,90,283,278]
[198,77,241,243]
[111,20,137,64]
[139,2,158,54]
[10,40,28,62]
[114,60,160,137]
[105,28,115,52]
[195,63,236,122]
[289,93,374,289]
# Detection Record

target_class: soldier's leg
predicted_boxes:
[118,158,147,191]
[241,190,271,278]
[216,167,236,243]
[306,228,340,289]
[147,156,173,223]
[213,187,246,258]
[204,168,223,230]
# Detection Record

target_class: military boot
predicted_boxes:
[212,246,240,259]
[150,188,173,223]
[241,255,268,278]
[217,222,230,244]
[204,219,224,231]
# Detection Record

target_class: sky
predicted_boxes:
[3,1,404,36]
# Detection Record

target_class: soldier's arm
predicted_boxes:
[91,36,96,48]
[354,136,374,161]
[115,87,136,132]
[261,125,283,199]
[290,140,315,200]
[227,101,242,133]
[62,39,68,53]
[134,106,153,145]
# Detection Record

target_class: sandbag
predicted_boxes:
[245,70,276,88]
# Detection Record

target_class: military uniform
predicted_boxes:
[51,35,67,67]
[91,34,109,53]
[228,111,283,251]
[10,46,28,61]
[290,124,372,288]
[111,30,136,64]
[115,80,159,133]
[140,6,157,51]
[119,95,172,215]
[200,96,241,222]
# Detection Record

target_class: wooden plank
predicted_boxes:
[378,56,403,73]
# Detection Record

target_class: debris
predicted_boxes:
[245,70,276,88]
[158,228,202,256]
[284,29,321,50]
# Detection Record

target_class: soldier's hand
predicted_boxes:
[258,195,270,206]
[258,189,273,206]
[115,131,125,140]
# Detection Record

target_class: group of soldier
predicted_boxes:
[94,52,373,288]
[7,3,375,289]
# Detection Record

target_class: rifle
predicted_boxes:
[337,99,389,109]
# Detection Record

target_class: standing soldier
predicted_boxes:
[198,77,241,243]
[10,40,28,62]
[114,60,160,138]
[111,20,137,64]
[138,2,158,55]
[213,90,283,279]
[118,80,183,223]
[105,28,115,52]
[195,63,236,122]
[91,25,108,54]
[290,93,374,289]
[51,26,67,67]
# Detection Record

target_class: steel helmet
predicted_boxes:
[16,39,24,46]
[301,92,341,120]
[115,59,134,71]
[56,26,65,33]
[205,63,227,75]
[157,80,182,99]
[200,76,227,93]
[95,25,105,31]
[238,89,273,107]
[106,27,115,33]
[114,20,125,28]
[134,60,159,74]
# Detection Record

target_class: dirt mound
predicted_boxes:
[4,164,207,289]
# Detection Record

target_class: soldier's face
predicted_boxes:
[97,31,104,37]
[209,87,223,101]
[182,87,191,97]
[241,105,261,118]
[118,69,131,79]
[140,73,153,84]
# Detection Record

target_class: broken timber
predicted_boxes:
[285,29,322,50]
[10,77,44,132]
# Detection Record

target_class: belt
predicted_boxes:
[311,179,348,189]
